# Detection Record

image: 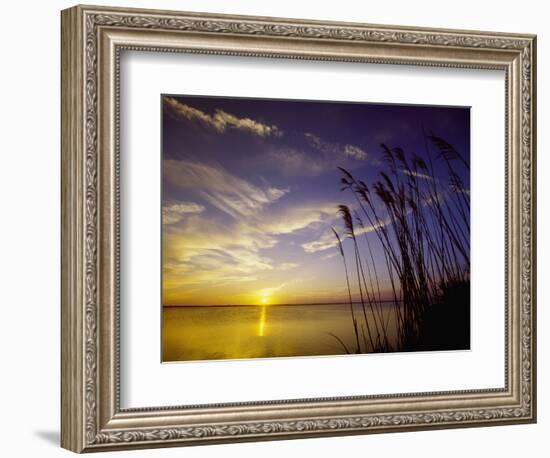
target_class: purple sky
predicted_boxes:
[161,95,470,306]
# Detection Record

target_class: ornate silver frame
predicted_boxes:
[61,4,537,453]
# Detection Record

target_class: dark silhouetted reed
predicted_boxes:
[332,134,470,353]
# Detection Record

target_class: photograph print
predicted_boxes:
[161,94,470,362]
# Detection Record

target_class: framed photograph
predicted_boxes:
[61,4,537,453]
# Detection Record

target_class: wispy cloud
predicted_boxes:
[322,252,338,260]
[264,148,327,177]
[344,144,368,160]
[402,169,435,181]
[163,159,288,218]
[257,282,289,298]
[278,262,299,270]
[305,133,367,161]
[259,203,338,235]
[162,201,205,224]
[261,135,368,179]
[164,97,282,137]
[301,216,392,254]
[301,230,338,253]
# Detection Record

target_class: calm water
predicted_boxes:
[162,303,399,362]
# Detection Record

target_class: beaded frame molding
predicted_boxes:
[61,4,536,453]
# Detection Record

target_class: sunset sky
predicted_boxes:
[162,95,470,306]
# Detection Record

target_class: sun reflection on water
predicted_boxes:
[258,305,267,337]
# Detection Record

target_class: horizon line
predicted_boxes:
[163,299,400,307]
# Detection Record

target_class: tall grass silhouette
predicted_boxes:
[332,134,470,353]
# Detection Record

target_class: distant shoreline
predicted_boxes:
[163,300,400,308]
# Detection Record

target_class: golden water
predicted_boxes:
[162,303,399,362]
